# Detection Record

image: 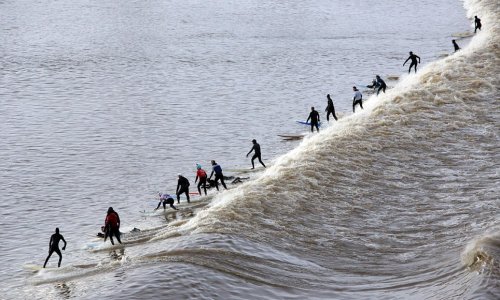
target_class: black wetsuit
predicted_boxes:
[453,40,460,52]
[404,53,421,74]
[376,77,387,95]
[176,176,190,203]
[210,164,227,190]
[307,109,320,132]
[474,17,481,33]
[43,232,66,268]
[248,143,266,169]
[156,194,178,210]
[325,96,338,122]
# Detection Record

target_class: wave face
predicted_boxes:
[20,0,499,299]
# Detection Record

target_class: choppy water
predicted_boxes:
[1,0,498,299]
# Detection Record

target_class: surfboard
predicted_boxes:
[451,31,473,38]
[278,134,304,141]
[296,121,321,127]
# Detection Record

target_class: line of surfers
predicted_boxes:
[306,15,484,134]
[42,16,484,268]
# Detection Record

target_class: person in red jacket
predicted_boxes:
[104,207,122,245]
[195,163,208,196]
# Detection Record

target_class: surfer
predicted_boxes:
[104,207,121,245]
[452,40,460,52]
[43,228,67,268]
[474,16,481,33]
[155,192,178,210]
[247,139,266,169]
[306,106,320,132]
[352,86,363,112]
[195,163,208,196]
[403,51,421,74]
[176,174,191,204]
[375,75,386,96]
[208,160,227,191]
[325,94,338,122]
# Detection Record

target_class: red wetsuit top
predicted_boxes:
[196,169,207,181]
[105,212,120,229]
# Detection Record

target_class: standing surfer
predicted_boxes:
[176,174,191,204]
[104,207,122,245]
[43,228,67,268]
[209,160,227,191]
[195,163,208,196]
[375,75,387,96]
[247,139,266,169]
[474,16,481,33]
[352,86,363,112]
[403,51,421,74]
[325,94,338,122]
[306,107,320,132]
[452,40,460,52]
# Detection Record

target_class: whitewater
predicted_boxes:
[0,0,498,299]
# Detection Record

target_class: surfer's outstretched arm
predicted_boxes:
[403,57,410,66]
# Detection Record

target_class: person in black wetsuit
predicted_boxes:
[155,193,178,210]
[43,228,67,268]
[375,75,387,96]
[474,16,481,33]
[176,174,190,204]
[403,51,421,74]
[306,106,320,132]
[247,139,266,169]
[452,40,460,52]
[325,94,338,122]
[208,160,227,191]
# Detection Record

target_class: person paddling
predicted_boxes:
[43,228,67,268]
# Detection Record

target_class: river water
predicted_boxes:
[0,0,498,299]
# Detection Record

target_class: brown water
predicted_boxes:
[0,0,498,299]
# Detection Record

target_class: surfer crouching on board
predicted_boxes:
[104,207,122,245]
[155,192,178,210]
[306,106,320,132]
[43,227,67,268]
[352,86,363,112]
[247,139,266,169]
